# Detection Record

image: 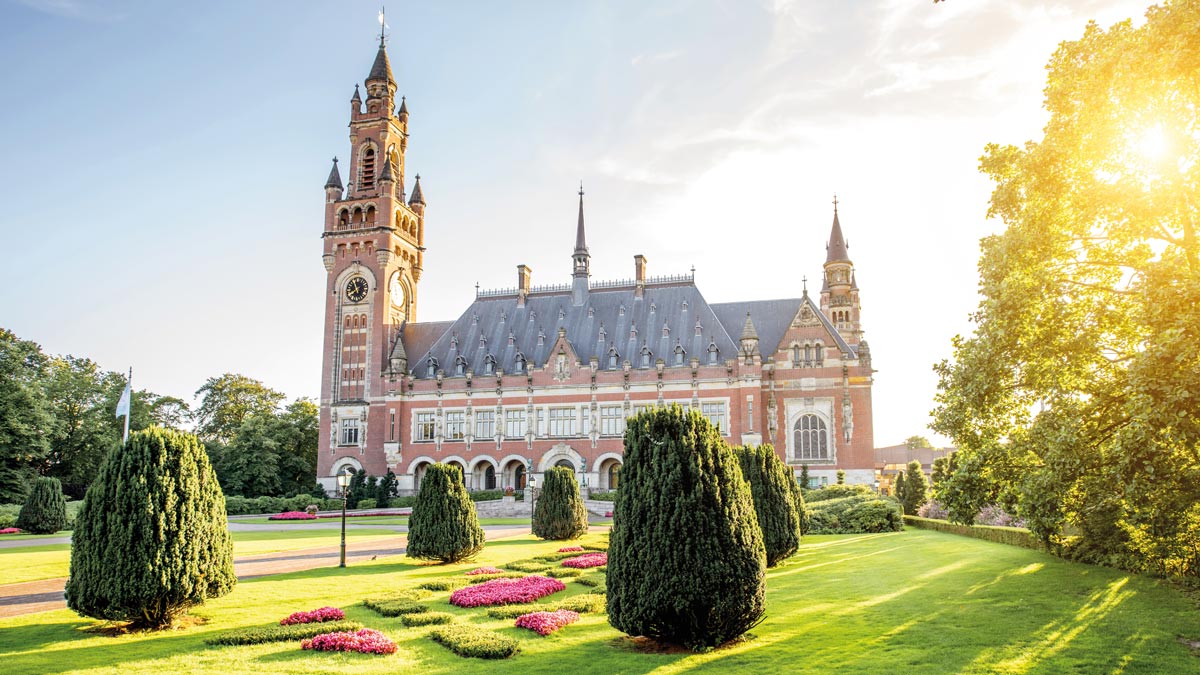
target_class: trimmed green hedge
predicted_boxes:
[588,491,617,502]
[808,494,904,534]
[546,568,584,578]
[204,620,362,646]
[508,560,552,572]
[805,484,874,503]
[483,594,606,619]
[430,624,519,659]
[401,611,454,627]
[574,576,601,587]
[903,516,1043,551]
[466,572,526,584]
[363,599,428,617]
[416,578,468,592]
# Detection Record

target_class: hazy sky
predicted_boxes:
[0,0,1153,446]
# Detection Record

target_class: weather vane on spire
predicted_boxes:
[832,193,839,213]
[578,180,584,197]
[378,7,389,47]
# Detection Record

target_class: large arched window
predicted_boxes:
[794,414,829,461]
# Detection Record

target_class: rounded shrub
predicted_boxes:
[16,476,68,534]
[735,445,802,567]
[407,463,485,563]
[65,428,236,629]
[607,404,766,650]
[532,466,589,540]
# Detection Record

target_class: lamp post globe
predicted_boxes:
[336,469,353,568]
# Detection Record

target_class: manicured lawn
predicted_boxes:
[0,529,400,585]
[231,516,536,526]
[1,529,1196,674]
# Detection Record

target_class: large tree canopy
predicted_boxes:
[932,1,1200,578]
[193,373,284,443]
[0,329,52,502]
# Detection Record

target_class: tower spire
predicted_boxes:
[575,182,588,255]
[571,182,590,305]
[825,194,850,263]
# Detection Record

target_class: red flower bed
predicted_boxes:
[301,628,396,654]
[449,575,566,608]
[465,566,504,576]
[0,528,22,535]
[561,552,607,569]
[604,511,613,518]
[280,606,346,625]
[515,609,580,636]
[556,546,584,553]
[268,511,318,521]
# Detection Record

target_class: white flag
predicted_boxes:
[115,380,131,420]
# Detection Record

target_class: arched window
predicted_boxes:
[361,147,376,189]
[674,344,686,366]
[608,346,619,369]
[640,346,652,368]
[794,414,829,461]
[815,343,824,365]
[607,463,620,489]
[804,344,812,364]
[484,464,496,490]
[555,459,575,471]
[484,354,496,375]
[514,464,526,490]
[426,357,439,379]
[707,341,719,365]
[792,345,801,367]
[454,355,467,376]
[514,352,526,373]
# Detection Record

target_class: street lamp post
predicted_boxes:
[528,474,537,532]
[336,469,352,568]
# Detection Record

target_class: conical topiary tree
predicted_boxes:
[791,473,811,536]
[900,460,928,515]
[735,444,802,567]
[16,476,68,534]
[608,404,766,650]
[533,466,589,540]
[65,427,235,629]
[407,463,485,563]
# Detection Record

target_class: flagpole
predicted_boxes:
[123,367,132,445]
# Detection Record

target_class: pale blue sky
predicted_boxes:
[0,0,1152,446]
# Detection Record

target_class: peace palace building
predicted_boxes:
[316,39,876,495]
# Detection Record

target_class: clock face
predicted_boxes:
[389,272,406,309]
[345,276,368,303]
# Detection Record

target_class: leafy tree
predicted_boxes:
[608,405,765,651]
[532,466,589,540]
[905,435,934,450]
[900,460,928,516]
[735,445,802,566]
[406,463,485,563]
[931,2,1200,577]
[211,399,318,498]
[836,469,846,485]
[799,464,810,490]
[147,395,190,429]
[193,374,284,443]
[66,428,235,628]
[0,329,52,503]
[16,476,67,534]
[893,471,905,501]
[347,469,369,508]
[931,453,956,490]
[40,356,119,497]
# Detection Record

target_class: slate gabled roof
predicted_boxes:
[407,281,745,377]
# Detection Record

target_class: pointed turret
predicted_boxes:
[397,96,409,122]
[825,197,850,263]
[739,312,760,360]
[409,174,425,205]
[571,183,590,306]
[324,157,343,190]
[366,43,395,86]
[378,153,393,184]
[351,84,362,103]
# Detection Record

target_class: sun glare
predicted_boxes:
[1135,124,1168,163]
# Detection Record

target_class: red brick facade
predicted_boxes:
[316,43,876,495]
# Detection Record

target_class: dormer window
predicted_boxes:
[426,357,439,378]
[537,330,545,346]
[454,355,467,377]
[707,341,719,365]
[483,354,496,375]
[608,346,619,369]
[640,346,652,369]
[514,352,526,373]
[662,322,670,338]
[673,343,686,366]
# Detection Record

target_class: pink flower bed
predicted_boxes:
[515,609,580,636]
[449,575,566,608]
[280,606,345,625]
[317,510,411,518]
[301,628,396,654]
[604,511,613,518]
[556,546,584,553]
[466,566,505,576]
[0,528,22,535]
[268,511,318,521]
[561,552,607,569]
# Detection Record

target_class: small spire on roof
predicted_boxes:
[825,194,850,263]
[574,182,588,255]
[802,275,808,295]
[324,157,343,190]
[397,95,408,118]
[409,174,425,205]
[378,154,393,183]
[352,84,362,101]
[740,312,759,341]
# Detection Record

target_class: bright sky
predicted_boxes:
[0,0,1153,447]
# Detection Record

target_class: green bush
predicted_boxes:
[808,494,904,534]
[574,576,601,587]
[588,584,607,595]
[416,578,469,592]
[430,624,519,659]
[389,496,418,508]
[204,620,362,646]
[588,491,617,502]
[735,444,802,567]
[608,405,766,651]
[356,498,377,510]
[402,611,454,627]
[0,504,19,529]
[16,476,68,534]
[508,560,551,572]
[805,483,874,503]
[466,572,526,584]
[533,551,585,561]
[484,593,607,619]
[532,466,589,541]
[469,489,505,501]
[546,568,584,578]
[486,604,548,619]
[363,599,429,617]
[224,495,250,515]
[904,515,1042,550]
[66,428,236,629]
[555,594,605,613]
[899,460,928,516]
[406,463,485,563]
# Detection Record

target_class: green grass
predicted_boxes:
[230,516,533,526]
[0,529,400,585]
[0,530,1197,674]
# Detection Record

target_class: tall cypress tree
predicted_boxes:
[16,476,68,534]
[66,428,235,629]
[735,445,802,567]
[533,466,589,540]
[608,405,765,650]
[901,460,928,515]
[407,463,485,563]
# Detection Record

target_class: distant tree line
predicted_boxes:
[0,327,318,503]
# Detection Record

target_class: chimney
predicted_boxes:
[517,264,532,307]
[634,254,648,298]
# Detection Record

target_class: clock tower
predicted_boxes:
[317,31,427,487]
